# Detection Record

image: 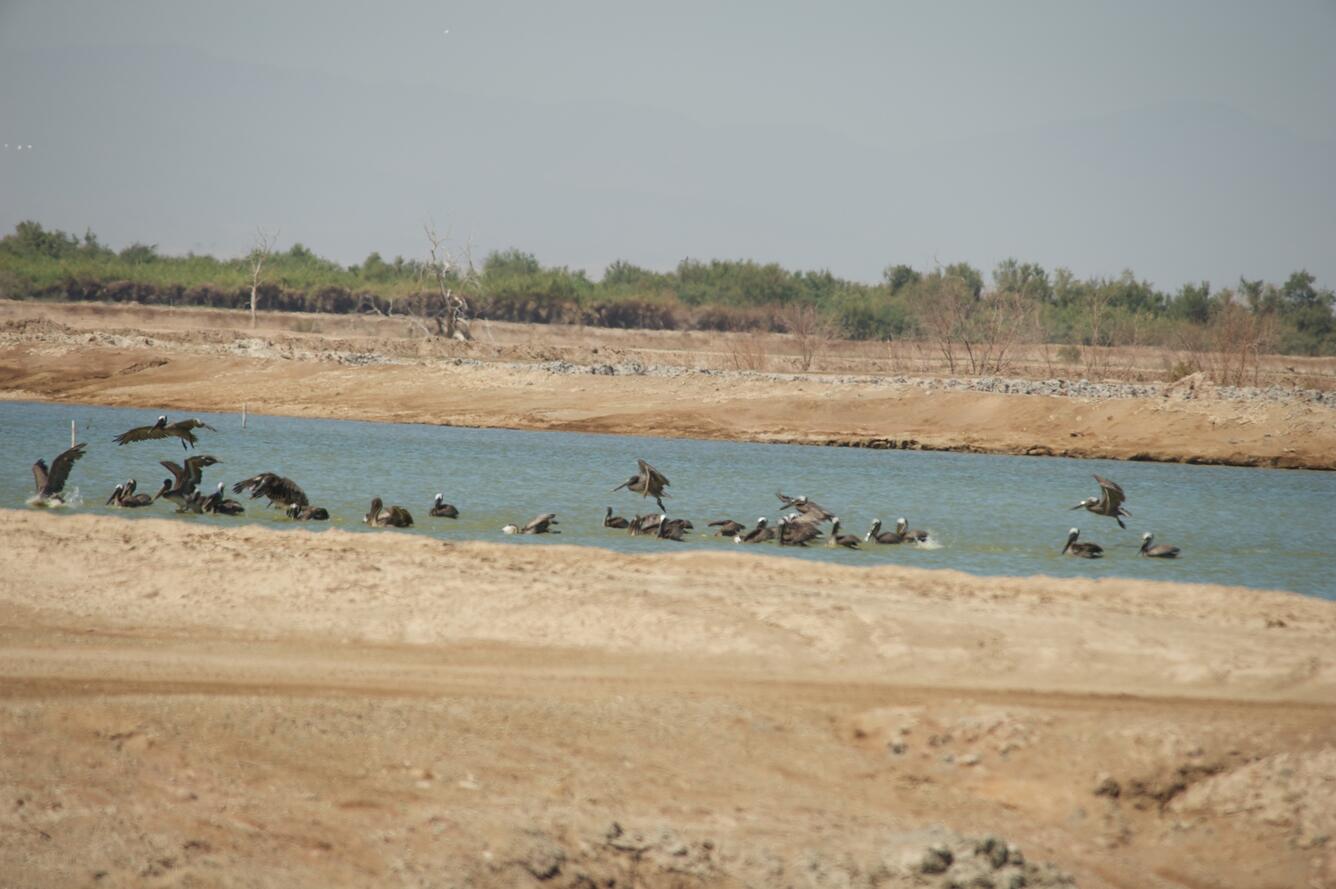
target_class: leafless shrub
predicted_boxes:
[728,332,769,372]
[779,302,833,372]
[910,275,1037,375]
[248,226,279,329]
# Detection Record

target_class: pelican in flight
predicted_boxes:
[776,492,834,525]
[1061,527,1103,559]
[114,416,217,450]
[31,443,86,505]
[232,472,309,509]
[1139,532,1180,558]
[364,497,413,528]
[1072,475,1131,528]
[612,459,670,512]
[502,513,558,534]
[430,494,460,518]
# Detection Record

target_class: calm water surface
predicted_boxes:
[4,400,1334,599]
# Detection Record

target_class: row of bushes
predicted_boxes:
[2,221,1333,353]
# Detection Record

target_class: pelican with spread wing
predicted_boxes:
[114,416,217,450]
[1072,475,1131,528]
[612,459,670,512]
[31,443,86,506]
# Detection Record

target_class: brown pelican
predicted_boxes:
[430,494,459,518]
[152,456,220,510]
[656,516,692,540]
[778,516,822,547]
[827,517,861,549]
[285,504,330,521]
[31,443,86,505]
[114,416,218,450]
[776,492,834,525]
[202,482,245,515]
[708,519,745,537]
[107,479,153,508]
[364,497,413,528]
[232,472,309,509]
[628,513,665,536]
[735,517,774,544]
[1072,475,1131,528]
[603,507,630,529]
[895,517,929,544]
[612,459,670,512]
[864,519,904,544]
[502,513,558,534]
[1061,527,1104,559]
[1139,532,1181,559]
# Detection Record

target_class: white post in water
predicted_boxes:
[242,402,247,429]
[71,419,76,447]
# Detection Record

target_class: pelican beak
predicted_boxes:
[1070,503,1084,510]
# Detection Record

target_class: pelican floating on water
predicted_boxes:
[1061,527,1103,558]
[778,516,822,547]
[613,459,670,512]
[895,517,929,544]
[286,504,329,521]
[1139,532,1180,558]
[31,443,86,506]
[114,416,217,450]
[503,513,558,534]
[735,517,774,544]
[827,517,861,549]
[155,455,220,511]
[708,518,745,537]
[364,497,413,527]
[1072,475,1131,529]
[202,482,245,515]
[603,507,630,529]
[430,494,459,518]
[864,519,904,544]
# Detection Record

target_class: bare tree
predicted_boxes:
[418,222,474,340]
[780,302,832,372]
[248,226,279,329]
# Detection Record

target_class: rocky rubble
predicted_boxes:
[487,821,1077,888]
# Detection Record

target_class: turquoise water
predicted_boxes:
[4,400,1333,599]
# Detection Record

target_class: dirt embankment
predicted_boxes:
[2,302,1335,470]
[2,510,1335,888]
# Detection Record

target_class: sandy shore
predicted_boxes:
[3,301,1335,469]
[2,509,1334,887]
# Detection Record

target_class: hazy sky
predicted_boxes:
[1,1,1333,290]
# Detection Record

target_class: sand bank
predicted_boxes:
[2,510,1333,887]
[2,302,1335,469]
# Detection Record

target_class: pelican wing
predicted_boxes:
[160,460,188,488]
[524,512,558,533]
[389,506,414,526]
[42,444,86,496]
[637,459,669,493]
[183,455,218,486]
[167,418,217,446]
[32,460,48,495]
[1094,475,1126,512]
[113,423,170,445]
[795,499,833,523]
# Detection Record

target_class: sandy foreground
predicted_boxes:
[2,300,1335,469]
[2,509,1334,888]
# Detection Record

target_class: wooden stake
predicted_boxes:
[242,402,247,429]
[71,419,76,447]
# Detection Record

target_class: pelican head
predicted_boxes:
[1141,532,1153,541]
[106,484,123,505]
[154,478,172,500]
[756,517,768,527]
[1072,496,1097,510]
[435,493,444,502]
[502,523,519,534]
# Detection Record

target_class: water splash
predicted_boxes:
[25,486,83,509]
[914,532,944,550]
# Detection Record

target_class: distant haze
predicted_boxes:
[1,0,1333,290]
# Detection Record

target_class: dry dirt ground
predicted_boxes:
[2,511,1334,889]
[2,300,1335,469]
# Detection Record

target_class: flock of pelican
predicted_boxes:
[30,416,1182,560]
